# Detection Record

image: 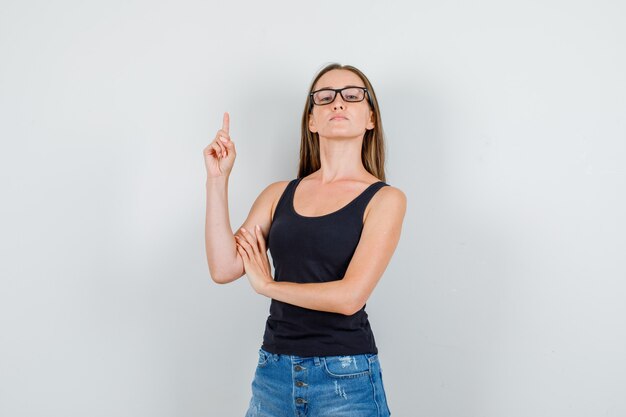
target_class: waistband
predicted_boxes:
[259,347,379,366]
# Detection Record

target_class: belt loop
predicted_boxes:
[314,356,321,366]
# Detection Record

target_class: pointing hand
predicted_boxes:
[204,112,237,178]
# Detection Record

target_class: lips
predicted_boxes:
[330,115,348,121]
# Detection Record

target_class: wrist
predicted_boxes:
[206,175,228,188]
[261,278,275,297]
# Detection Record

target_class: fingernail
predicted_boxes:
[241,228,246,232]
[219,137,227,142]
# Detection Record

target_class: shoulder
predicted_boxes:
[254,179,292,197]
[248,179,292,210]
[261,180,294,221]
[364,184,407,223]
[372,184,407,209]
[378,184,406,199]
[264,179,292,198]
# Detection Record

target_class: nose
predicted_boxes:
[332,94,345,110]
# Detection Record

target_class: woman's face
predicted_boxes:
[308,69,375,140]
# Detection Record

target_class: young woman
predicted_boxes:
[204,63,406,417]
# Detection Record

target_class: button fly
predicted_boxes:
[294,365,304,371]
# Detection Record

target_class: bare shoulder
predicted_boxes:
[236,179,292,238]
[264,180,292,222]
[265,179,291,193]
[378,184,406,201]
[252,179,291,202]
[265,179,291,201]
[373,185,407,214]
[363,185,407,223]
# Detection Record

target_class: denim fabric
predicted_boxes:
[245,347,391,417]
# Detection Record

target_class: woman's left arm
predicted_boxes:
[236,186,407,316]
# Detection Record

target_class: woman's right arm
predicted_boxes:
[205,176,285,284]
[203,112,282,284]
[205,175,244,284]
[204,112,243,284]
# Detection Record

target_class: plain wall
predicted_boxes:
[1,0,625,416]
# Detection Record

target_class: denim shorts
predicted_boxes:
[245,347,391,417]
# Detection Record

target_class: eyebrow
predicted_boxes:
[314,84,365,90]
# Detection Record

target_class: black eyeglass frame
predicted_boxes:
[308,86,375,111]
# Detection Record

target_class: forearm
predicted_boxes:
[205,176,243,283]
[261,279,359,316]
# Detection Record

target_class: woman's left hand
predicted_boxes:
[236,225,274,295]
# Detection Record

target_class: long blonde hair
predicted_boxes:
[298,63,386,182]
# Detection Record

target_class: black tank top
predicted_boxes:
[261,177,389,356]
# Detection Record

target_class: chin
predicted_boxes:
[321,130,363,139]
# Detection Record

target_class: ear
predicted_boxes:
[308,114,318,133]
[366,109,375,131]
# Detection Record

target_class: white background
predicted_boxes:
[1,0,625,416]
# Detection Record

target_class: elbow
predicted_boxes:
[340,295,366,316]
[207,253,244,284]
[210,274,228,285]
[208,269,226,284]
[341,304,363,316]
[338,283,367,316]
[208,266,242,285]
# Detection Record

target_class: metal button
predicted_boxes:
[295,381,305,387]
[296,398,306,404]
[294,365,303,371]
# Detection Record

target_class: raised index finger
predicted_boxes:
[222,112,230,134]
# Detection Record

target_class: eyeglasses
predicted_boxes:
[309,86,373,107]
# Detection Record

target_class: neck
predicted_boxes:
[315,135,369,183]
